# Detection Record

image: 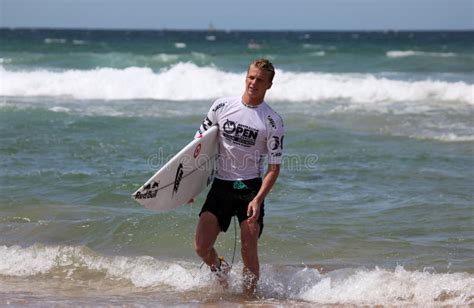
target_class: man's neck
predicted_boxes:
[242,94,264,107]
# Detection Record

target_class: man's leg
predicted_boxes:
[194,211,221,267]
[240,219,261,296]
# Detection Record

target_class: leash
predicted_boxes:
[230,215,237,267]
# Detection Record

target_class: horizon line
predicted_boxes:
[1,26,473,33]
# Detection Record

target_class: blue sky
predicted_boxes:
[1,0,473,30]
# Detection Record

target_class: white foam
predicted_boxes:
[298,266,474,306]
[302,44,318,49]
[410,133,474,143]
[72,40,87,45]
[49,106,71,113]
[0,58,12,64]
[0,244,207,290]
[0,63,472,106]
[190,52,208,61]
[152,53,180,63]
[0,245,472,305]
[310,51,326,57]
[386,50,457,58]
[44,38,67,44]
[174,42,187,49]
[0,244,61,276]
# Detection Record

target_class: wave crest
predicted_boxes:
[0,244,472,305]
[0,63,472,105]
[386,50,458,58]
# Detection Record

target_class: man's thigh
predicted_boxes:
[195,211,221,249]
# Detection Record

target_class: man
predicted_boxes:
[193,59,284,296]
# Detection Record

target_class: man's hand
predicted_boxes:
[246,164,280,223]
[247,198,262,223]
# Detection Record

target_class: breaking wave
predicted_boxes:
[0,244,472,305]
[386,50,457,58]
[0,63,472,105]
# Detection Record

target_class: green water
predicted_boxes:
[0,29,473,305]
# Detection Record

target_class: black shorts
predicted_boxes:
[199,178,265,237]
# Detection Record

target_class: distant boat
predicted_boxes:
[208,22,215,32]
[205,22,217,41]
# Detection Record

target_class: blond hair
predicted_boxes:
[249,58,275,82]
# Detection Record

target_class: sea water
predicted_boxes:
[0,29,473,306]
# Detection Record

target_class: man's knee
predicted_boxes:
[241,220,260,238]
[195,211,220,258]
[240,221,260,251]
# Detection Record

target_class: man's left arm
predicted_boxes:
[247,164,280,222]
[247,113,284,221]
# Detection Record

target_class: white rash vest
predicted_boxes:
[196,96,284,181]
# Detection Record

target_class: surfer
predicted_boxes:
[194,59,284,296]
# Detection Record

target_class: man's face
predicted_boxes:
[245,65,273,99]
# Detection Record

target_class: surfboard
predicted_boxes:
[132,126,218,211]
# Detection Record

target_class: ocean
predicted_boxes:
[0,29,473,306]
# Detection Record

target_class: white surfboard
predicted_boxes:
[132,126,218,211]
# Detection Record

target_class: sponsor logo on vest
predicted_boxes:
[267,115,276,129]
[223,119,259,147]
[269,135,284,153]
[201,116,213,131]
[223,119,236,133]
[212,102,226,112]
[270,136,280,150]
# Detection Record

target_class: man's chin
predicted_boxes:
[247,91,260,98]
